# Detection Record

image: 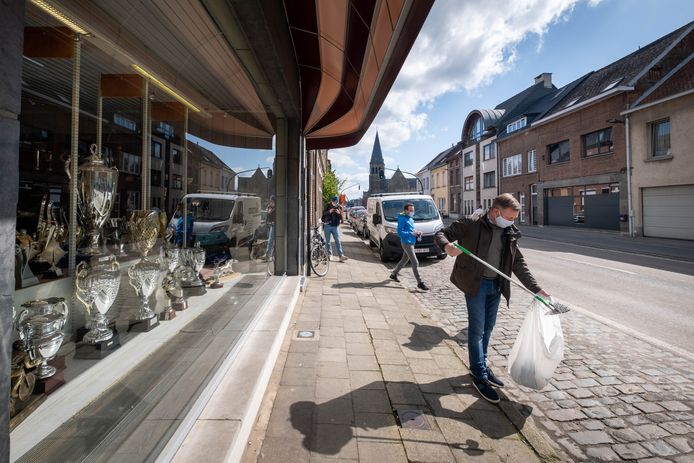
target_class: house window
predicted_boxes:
[121,152,141,175]
[649,118,671,158]
[503,154,522,177]
[519,192,526,223]
[464,176,474,191]
[151,169,162,186]
[464,151,473,166]
[439,198,445,210]
[527,149,537,172]
[114,114,137,132]
[483,171,496,188]
[152,141,162,159]
[548,140,570,164]
[582,128,613,157]
[483,143,495,161]
[506,117,527,134]
[173,174,183,189]
[467,116,485,142]
[172,148,182,164]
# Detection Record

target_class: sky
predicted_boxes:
[190,0,694,198]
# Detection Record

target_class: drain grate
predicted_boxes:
[397,409,430,430]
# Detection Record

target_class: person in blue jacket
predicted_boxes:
[389,202,429,290]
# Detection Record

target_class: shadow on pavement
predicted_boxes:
[403,322,468,351]
[289,376,529,456]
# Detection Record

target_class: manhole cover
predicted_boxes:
[397,410,430,430]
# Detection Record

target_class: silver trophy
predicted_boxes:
[128,210,161,322]
[15,298,69,379]
[67,144,118,255]
[75,255,121,344]
[180,244,206,288]
[163,247,188,311]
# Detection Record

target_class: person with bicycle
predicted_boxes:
[389,202,429,291]
[322,195,348,262]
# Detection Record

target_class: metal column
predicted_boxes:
[68,35,81,275]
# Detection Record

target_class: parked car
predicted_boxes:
[347,206,365,223]
[351,209,367,235]
[365,193,446,262]
[169,193,261,247]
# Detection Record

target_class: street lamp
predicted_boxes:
[225,166,273,192]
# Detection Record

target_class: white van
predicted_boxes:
[171,193,262,247]
[365,193,446,262]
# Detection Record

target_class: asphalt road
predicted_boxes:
[518,236,694,353]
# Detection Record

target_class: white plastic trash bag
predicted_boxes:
[507,300,564,390]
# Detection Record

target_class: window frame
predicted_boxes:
[527,149,537,173]
[582,127,614,158]
[464,176,474,191]
[502,154,522,177]
[649,118,671,159]
[547,140,570,165]
[483,171,496,189]
[463,151,474,167]
[482,143,495,161]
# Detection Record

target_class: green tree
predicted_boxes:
[322,169,346,205]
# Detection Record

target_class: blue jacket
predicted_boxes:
[397,212,417,245]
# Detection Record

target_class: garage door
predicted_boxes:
[642,185,694,240]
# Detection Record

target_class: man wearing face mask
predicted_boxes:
[323,195,348,262]
[435,193,551,404]
[390,203,429,290]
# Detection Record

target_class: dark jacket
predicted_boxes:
[434,213,541,303]
[322,203,342,226]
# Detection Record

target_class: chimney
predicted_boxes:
[534,73,552,88]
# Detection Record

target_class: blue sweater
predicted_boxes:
[397,213,417,245]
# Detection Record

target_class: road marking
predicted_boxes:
[523,236,694,266]
[552,256,637,275]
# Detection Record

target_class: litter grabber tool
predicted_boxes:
[452,243,570,314]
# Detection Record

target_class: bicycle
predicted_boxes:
[309,223,330,277]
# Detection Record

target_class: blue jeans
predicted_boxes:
[465,278,501,380]
[324,224,343,257]
[265,224,274,256]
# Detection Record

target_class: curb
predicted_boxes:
[443,339,563,463]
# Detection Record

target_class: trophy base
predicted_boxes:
[35,369,65,395]
[172,300,188,311]
[183,286,206,297]
[159,308,177,321]
[210,281,224,289]
[74,330,121,360]
[128,316,159,333]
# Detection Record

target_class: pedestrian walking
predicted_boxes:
[264,196,276,260]
[322,195,348,262]
[390,203,429,291]
[435,193,553,404]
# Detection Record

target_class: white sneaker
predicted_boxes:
[339,256,349,262]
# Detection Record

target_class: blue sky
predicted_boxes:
[190,0,694,198]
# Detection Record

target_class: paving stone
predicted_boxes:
[316,362,350,379]
[347,355,379,371]
[615,384,647,394]
[632,424,670,440]
[573,378,600,387]
[609,428,643,443]
[557,437,587,460]
[317,348,347,363]
[352,389,392,414]
[602,418,627,429]
[315,398,354,425]
[566,388,595,399]
[357,441,407,462]
[311,424,358,459]
[585,446,621,461]
[611,443,651,460]
[583,419,606,430]
[633,401,667,414]
[658,420,694,434]
[380,365,416,383]
[595,376,622,386]
[349,370,385,390]
[316,378,351,400]
[385,382,426,405]
[354,413,400,440]
[569,431,614,445]
[545,409,587,422]
[375,350,408,365]
[281,367,316,387]
[620,394,646,404]
[660,400,691,412]
[640,440,679,457]
[583,407,615,419]
[345,342,375,356]
[665,436,693,453]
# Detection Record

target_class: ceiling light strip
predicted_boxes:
[30,0,90,35]
[131,64,201,113]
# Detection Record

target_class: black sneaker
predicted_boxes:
[486,368,505,388]
[417,282,430,291]
[389,273,400,282]
[472,376,500,404]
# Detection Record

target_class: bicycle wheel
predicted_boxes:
[310,243,330,276]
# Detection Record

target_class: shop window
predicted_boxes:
[582,128,613,157]
[649,118,671,158]
[548,140,570,164]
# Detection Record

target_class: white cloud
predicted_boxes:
[331,0,597,188]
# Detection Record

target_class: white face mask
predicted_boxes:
[407,211,414,217]
[494,213,514,228]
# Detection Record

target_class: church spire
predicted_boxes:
[369,132,384,165]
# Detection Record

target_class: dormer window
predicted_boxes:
[467,116,485,143]
[506,117,527,134]
[601,78,623,92]
[564,97,580,108]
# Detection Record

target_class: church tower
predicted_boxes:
[368,132,385,194]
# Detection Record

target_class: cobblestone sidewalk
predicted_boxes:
[250,232,542,463]
[379,231,694,462]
